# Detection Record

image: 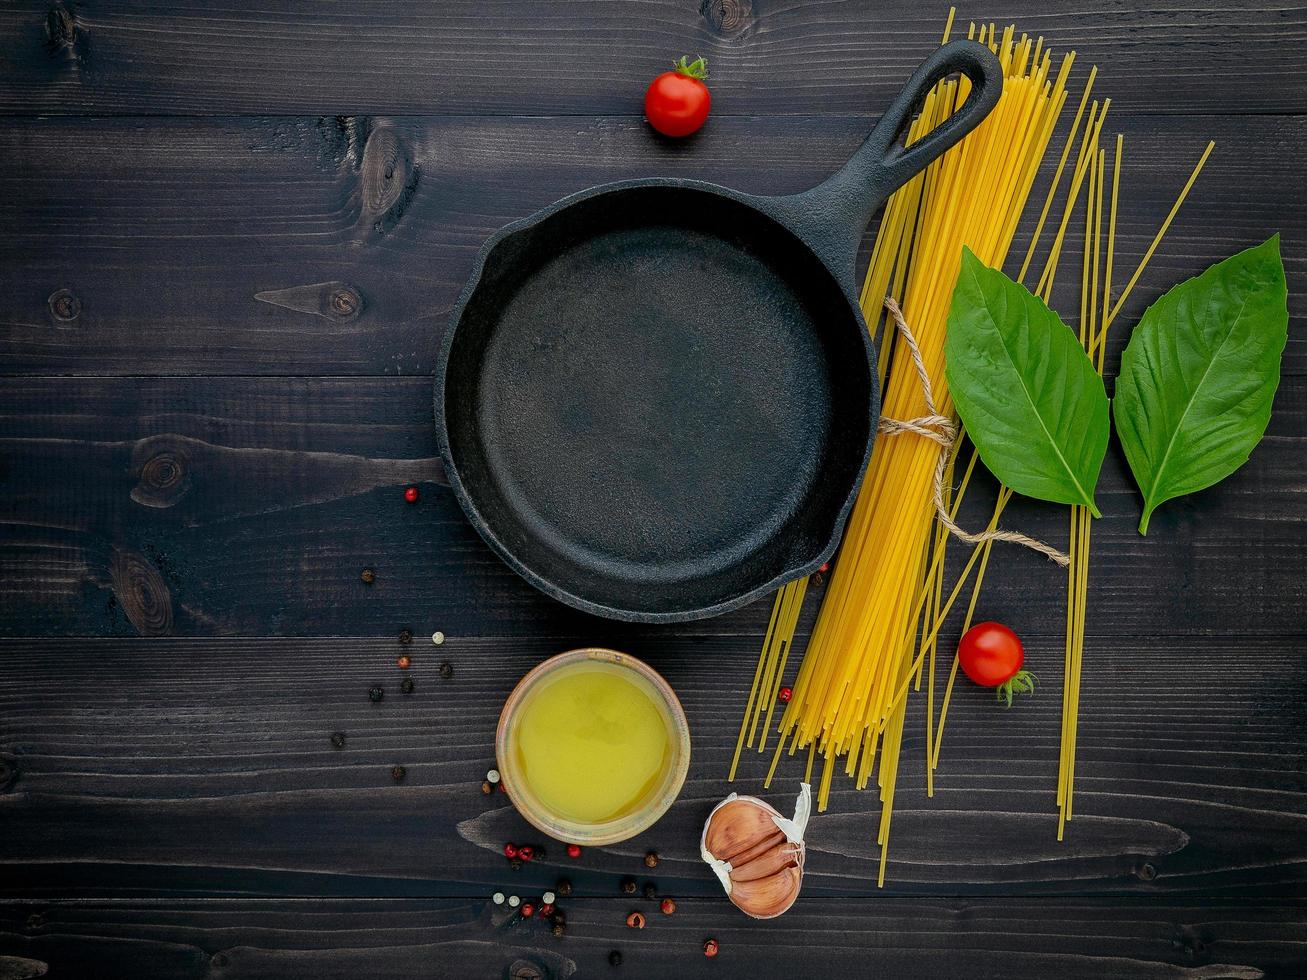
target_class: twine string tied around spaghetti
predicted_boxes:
[876,297,1071,567]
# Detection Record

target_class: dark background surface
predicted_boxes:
[1,1,1305,977]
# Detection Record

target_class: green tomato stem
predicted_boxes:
[673,55,708,80]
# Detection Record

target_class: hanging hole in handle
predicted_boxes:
[873,40,1003,184]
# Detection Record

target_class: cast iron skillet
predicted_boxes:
[436,40,1002,623]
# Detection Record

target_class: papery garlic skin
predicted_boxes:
[700,783,811,919]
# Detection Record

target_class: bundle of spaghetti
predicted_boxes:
[770,22,1075,881]
[728,9,1216,883]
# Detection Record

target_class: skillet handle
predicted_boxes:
[774,39,1003,281]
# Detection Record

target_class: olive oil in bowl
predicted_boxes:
[497,649,690,845]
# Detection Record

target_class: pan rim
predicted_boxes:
[434,177,879,623]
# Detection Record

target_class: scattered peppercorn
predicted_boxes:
[404,486,419,504]
[555,879,572,898]
[504,843,518,859]
[509,857,523,871]
[367,685,384,702]
[521,903,535,918]
[661,897,676,915]
[330,732,346,749]
[550,909,566,926]
[361,568,375,584]
[399,629,413,644]
[397,654,411,669]
[519,845,535,862]
[642,883,657,901]
[438,660,454,679]
[704,938,719,958]
[540,903,555,918]
[431,631,446,645]
[391,765,406,782]
[566,843,582,859]
[481,780,493,795]
[535,845,547,860]
[608,951,623,967]
[626,911,645,929]
[400,677,415,694]
[644,851,659,868]
[778,686,793,703]
[552,922,566,938]
[620,877,637,895]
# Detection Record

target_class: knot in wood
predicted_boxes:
[110,548,174,636]
[701,0,753,37]
[1135,861,1157,881]
[506,961,546,980]
[45,6,75,46]
[131,436,192,509]
[330,286,361,318]
[47,288,80,322]
[360,124,416,233]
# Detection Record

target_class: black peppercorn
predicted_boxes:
[399,629,413,644]
[510,857,523,871]
[391,765,406,782]
[555,879,572,898]
[330,732,346,749]
[552,922,565,937]
[439,661,454,679]
[642,882,656,901]
[367,685,384,702]
[400,677,415,694]
[360,568,375,584]
[534,845,547,860]
[644,851,659,868]
[608,950,622,967]
[620,877,637,895]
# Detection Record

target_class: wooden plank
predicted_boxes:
[2,0,1305,116]
[1,898,1305,978]
[0,375,1303,638]
[0,633,1304,898]
[0,113,1301,376]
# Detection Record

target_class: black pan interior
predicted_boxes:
[442,185,873,618]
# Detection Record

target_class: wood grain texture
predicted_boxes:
[1,0,1305,116]
[0,633,1304,898]
[1,898,1305,979]
[0,113,1301,376]
[0,375,1303,638]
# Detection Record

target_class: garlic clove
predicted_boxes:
[727,840,802,883]
[716,827,785,872]
[727,863,802,919]
[703,798,784,864]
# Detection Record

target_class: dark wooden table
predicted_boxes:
[2,2,1305,977]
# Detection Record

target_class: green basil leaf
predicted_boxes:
[1113,235,1287,534]
[945,248,1109,515]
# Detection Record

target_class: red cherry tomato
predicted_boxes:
[957,621,1036,707]
[644,56,711,138]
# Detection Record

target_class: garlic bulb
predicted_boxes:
[700,783,810,919]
